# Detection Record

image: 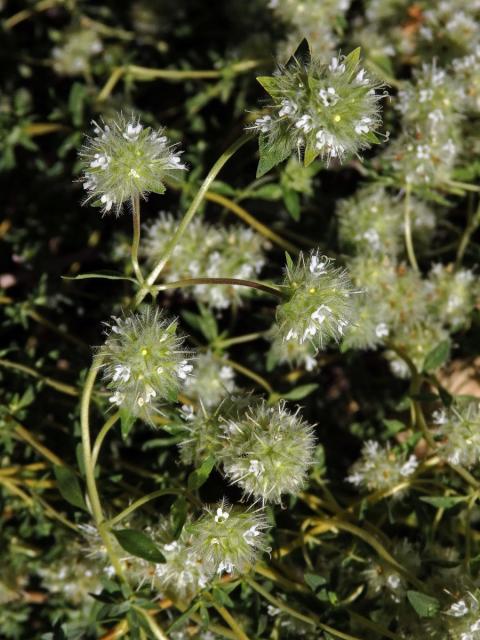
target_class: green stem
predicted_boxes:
[131,194,144,284]
[108,488,185,527]
[80,364,126,581]
[133,606,169,640]
[156,277,284,298]
[210,603,251,640]
[0,358,79,396]
[214,332,266,349]
[404,184,419,272]
[455,202,480,269]
[91,411,120,469]
[136,133,254,306]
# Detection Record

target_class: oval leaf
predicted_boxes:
[423,340,451,372]
[188,455,216,490]
[407,590,440,618]
[112,529,166,563]
[54,465,87,511]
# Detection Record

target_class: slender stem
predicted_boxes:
[211,604,251,640]
[308,518,424,591]
[0,358,79,396]
[136,133,254,306]
[217,356,273,394]
[214,332,266,349]
[403,184,419,272]
[12,421,64,467]
[80,364,126,580]
[128,59,262,82]
[204,191,299,254]
[131,194,144,284]
[445,180,480,193]
[133,607,169,640]
[91,412,121,469]
[108,489,184,527]
[456,202,480,268]
[244,576,315,627]
[156,277,284,298]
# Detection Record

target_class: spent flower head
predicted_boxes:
[188,500,270,575]
[347,440,418,495]
[218,400,316,503]
[275,250,356,348]
[96,306,193,423]
[252,43,385,175]
[79,114,186,215]
[433,399,480,468]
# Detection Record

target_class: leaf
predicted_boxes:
[54,465,87,511]
[303,138,319,167]
[343,47,362,79]
[112,529,166,563]
[304,573,327,592]
[171,496,188,539]
[256,76,282,98]
[423,340,451,372]
[282,186,301,221]
[281,383,318,400]
[68,82,87,127]
[120,409,136,440]
[256,133,293,178]
[420,496,467,510]
[188,455,216,490]
[284,251,294,272]
[212,586,235,607]
[285,38,311,67]
[62,271,137,283]
[407,591,440,618]
[383,419,405,435]
[253,184,283,200]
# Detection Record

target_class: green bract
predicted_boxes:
[79,114,187,215]
[252,43,385,176]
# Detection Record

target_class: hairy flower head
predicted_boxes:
[79,114,186,215]
[252,44,385,174]
[188,500,270,575]
[218,400,316,503]
[275,251,356,348]
[96,306,193,423]
[426,263,478,332]
[183,351,236,408]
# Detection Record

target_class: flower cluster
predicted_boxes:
[275,251,356,349]
[363,539,420,603]
[218,400,316,503]
[187,500,270,575]
[347,440,418,495]
[337,186,435,259]
[268,0,352,59]
[253,47,384,172]
[433,399,480,468]
[96,306,193,423]
[142,213,268,309]
[266,329,318,371]
[425,264,478,332]
[79,115,186,215]
[183,351,236,407]
[51,29,103,76]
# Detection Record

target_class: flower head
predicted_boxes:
[218,400,316,503]
[252,44,385,175]
[183,351,236,408]
[275,251,356,348]
[188,500,270,575]
[79,114,186,215]
[96,306,193,423]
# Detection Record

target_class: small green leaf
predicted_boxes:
[188,455,216,490]
[420,496,467,509]
[253,184,283,200]
[303,138,319,167]
[423,340,451,372]
[281,383,318,400]
[54,465,87,511]
[383,419,405,435]
[304,573,327,592]
[256,76,281,98]
[112,529,166,563]
[62,271,137,283]
[256,134,293,178]
[283,187,301,221]
[120,409,136,440]
[407,590,440,618]
[171,496,188,539]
